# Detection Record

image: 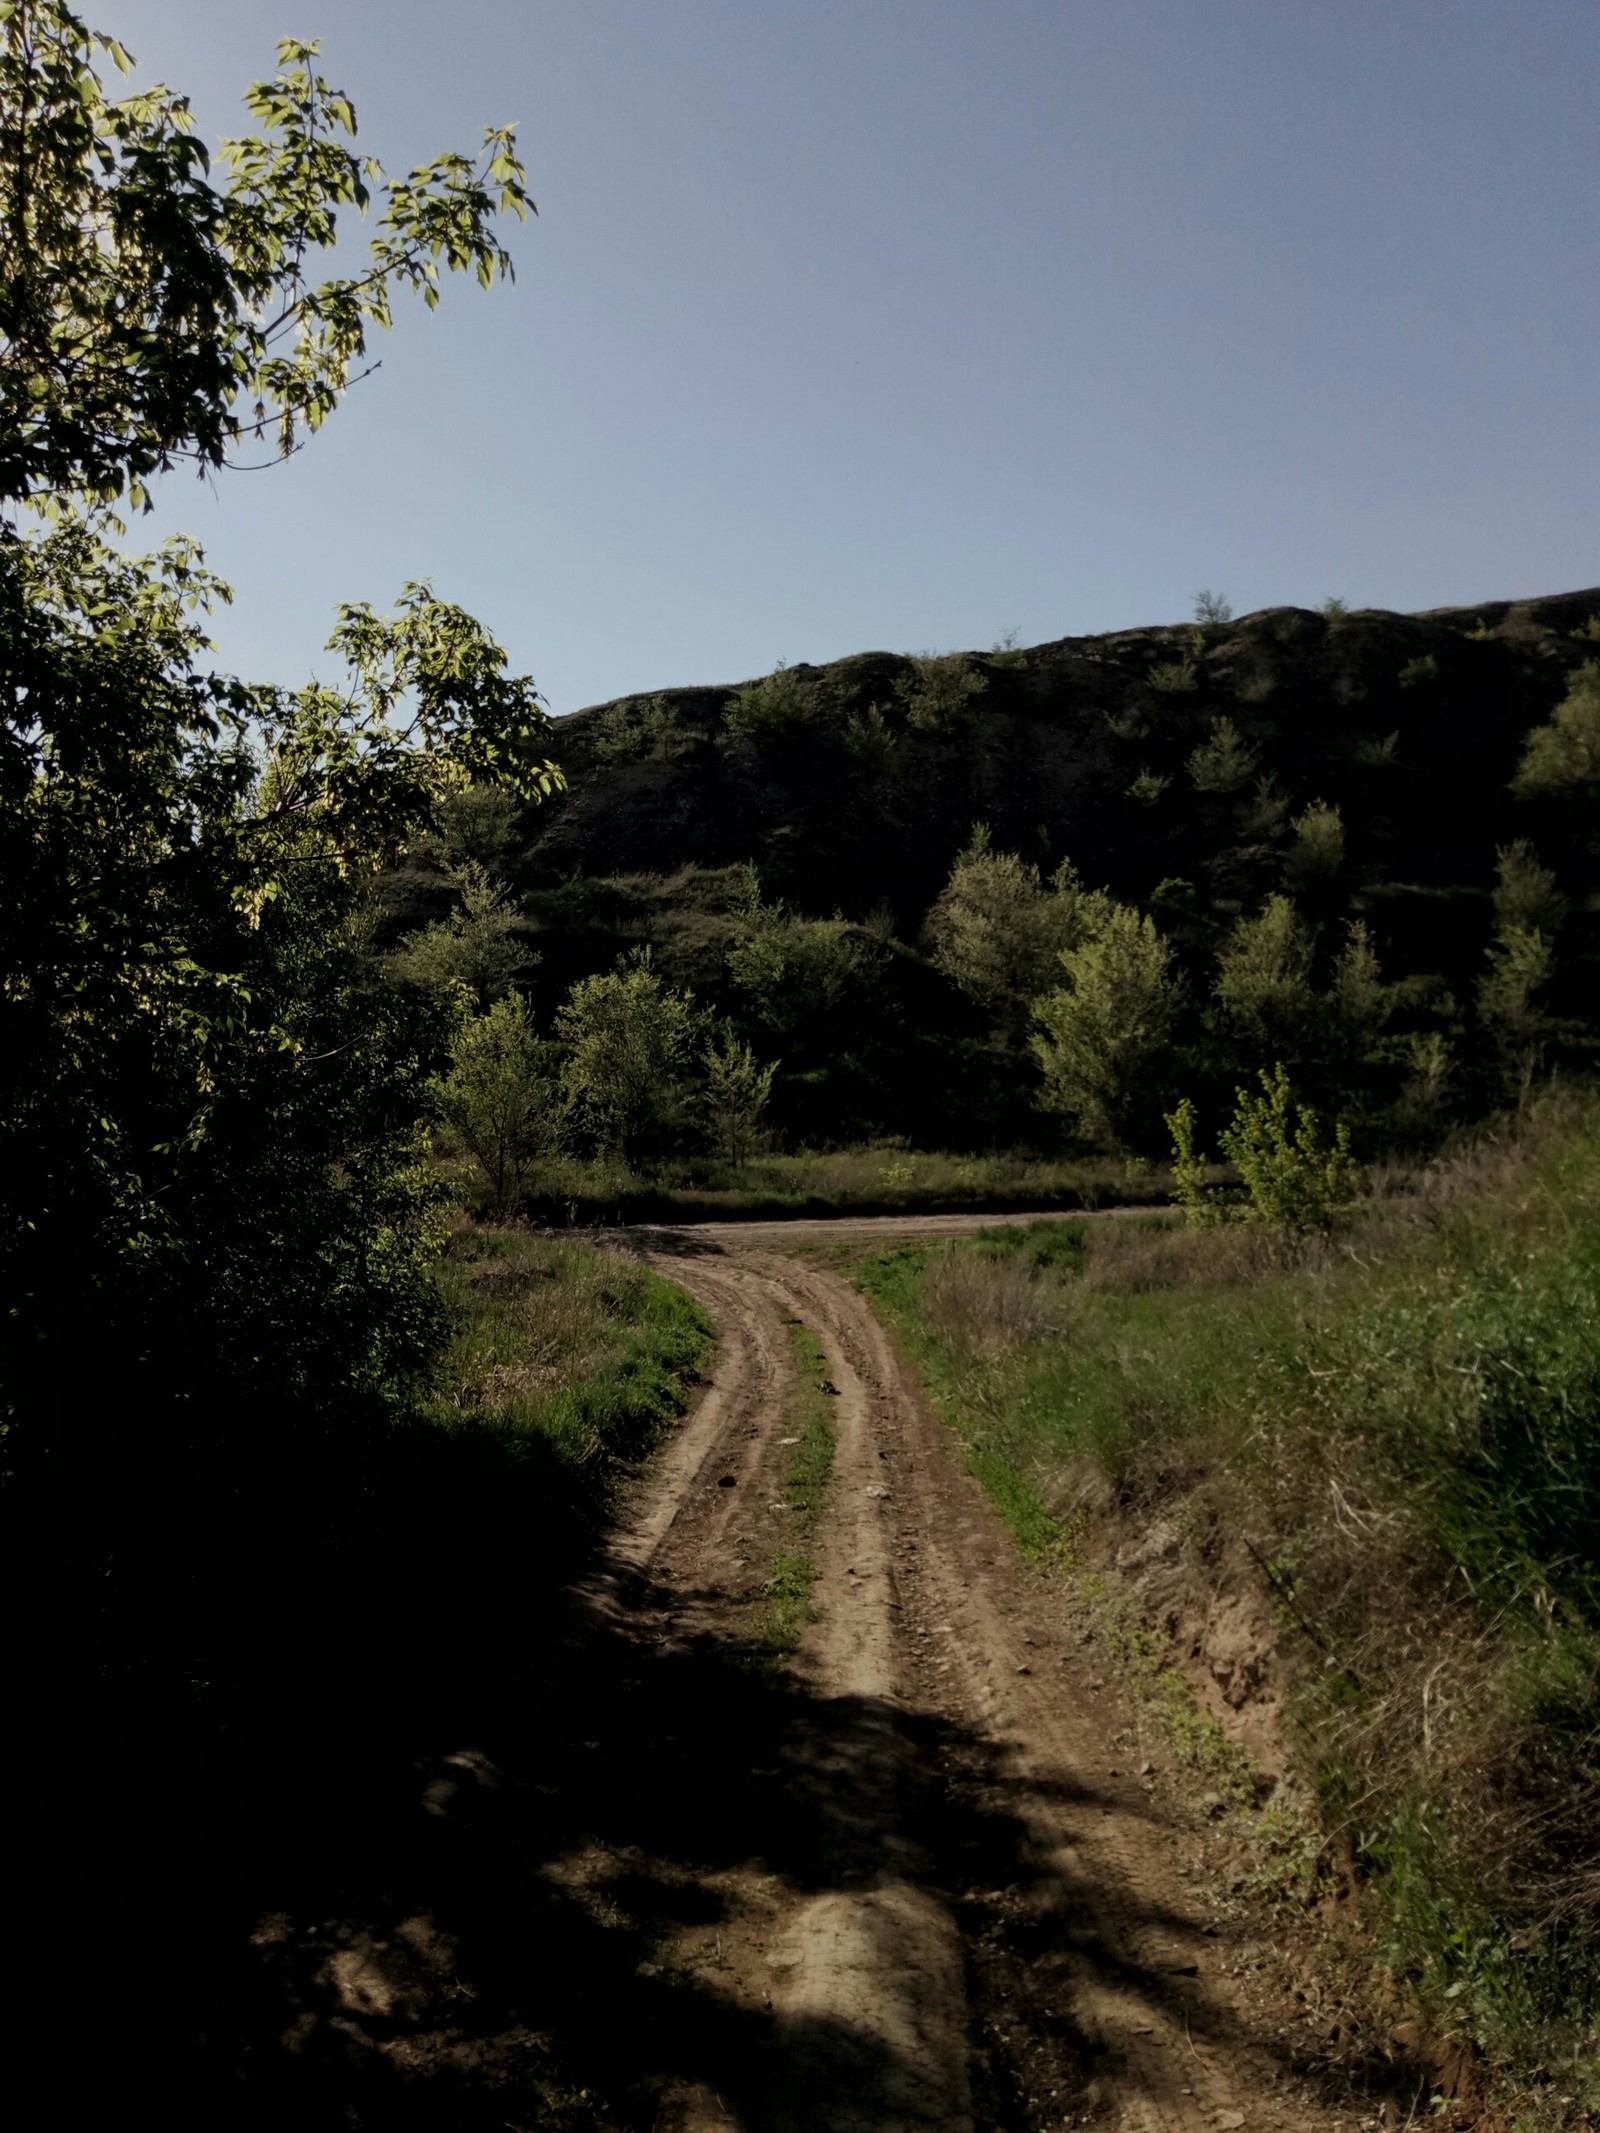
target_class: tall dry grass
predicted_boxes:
[924,1249,1066,1358]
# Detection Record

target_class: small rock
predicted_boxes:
[1016,1663,1032,1676]
[1216,2114,1246,2130]
[866,1484,891,1499]
[636,1960,659,1979]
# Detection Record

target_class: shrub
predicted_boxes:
[894,650,987,734]
[1147,657,1199,694]
[1186,715,1259,793]
[725,662,813,741]
[1219,1064,1362,1232]
[1513,662,1600,797]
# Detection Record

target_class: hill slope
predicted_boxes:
[388,591,1600,1149]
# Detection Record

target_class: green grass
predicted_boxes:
[420,1223,714,1495]
[435,1140,1171,1228]
[752,1322,837,1657]
[856,1111,1600,2120]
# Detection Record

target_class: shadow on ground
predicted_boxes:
[10,1401,1425,2131]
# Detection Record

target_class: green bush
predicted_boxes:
[724,662,814,741]
[1219,1064,1361,1232]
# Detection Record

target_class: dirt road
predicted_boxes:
[575,1224,1375,2133]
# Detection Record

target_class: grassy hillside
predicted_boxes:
[385,590,1600,1156]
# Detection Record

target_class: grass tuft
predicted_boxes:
[751,1322,838,1659]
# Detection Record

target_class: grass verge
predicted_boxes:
[433,1138,1172,1227]
[856,1107,1600,2127]
[414,1221,715,1518]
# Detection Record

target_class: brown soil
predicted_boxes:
[596,1226,1406,2132]
[213,1215,1431,2131]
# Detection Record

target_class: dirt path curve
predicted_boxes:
[592,1222,1364,2133]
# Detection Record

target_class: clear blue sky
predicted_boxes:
[106,0,1598,715]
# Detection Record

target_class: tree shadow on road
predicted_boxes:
[17,1409,1429,2132]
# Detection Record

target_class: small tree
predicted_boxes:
[594,693,683,765]
[391,860,535,1005]
[432,784,524,873]
[1491,839,1566,937]
[556,948,698,1167]
[1330,921,1389,1057]
[925,829,1095,1045]
[1186,716,1259,794]
[1031,903,1179,1148]
[1476,842,1564,1100]
[726,873,881,1043]
[1193,589,1233,625]
[700,1026,777,1166]
[1214,895,1316,1060]
[433,992,555,1221]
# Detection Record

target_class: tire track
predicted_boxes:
[635,1237,1364,2133]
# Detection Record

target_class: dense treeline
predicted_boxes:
[0,9,558,2105]
[385,598,1600,1172]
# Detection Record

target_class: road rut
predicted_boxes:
[596,1228,1367,2133]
